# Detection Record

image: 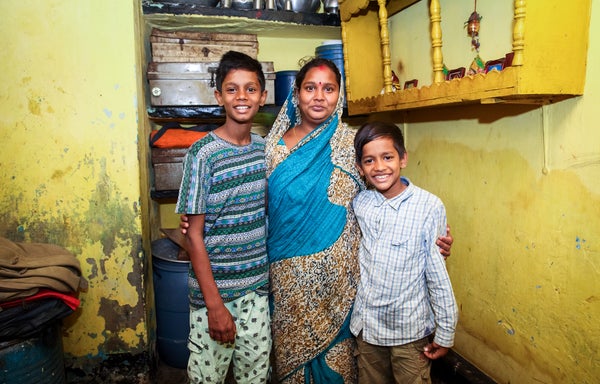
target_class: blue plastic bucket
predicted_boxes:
[316,51,344,59]
[152,238,190,369]
[0,322,65,384]
[315,43,343,54]
[315,43,346,104]
[315,44,344,61]
[315,43,345,73]
[275,70,298,106]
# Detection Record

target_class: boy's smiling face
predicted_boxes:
[357,136,408,199]
[215,69,267,124]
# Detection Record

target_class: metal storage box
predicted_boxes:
[147,61,276,106]
[150,29,259,62]
[152,147,188,191]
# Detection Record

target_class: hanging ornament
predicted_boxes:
[464,0,482,52]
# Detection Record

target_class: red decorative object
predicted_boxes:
[403,79,418,89]
[465,1,482,52]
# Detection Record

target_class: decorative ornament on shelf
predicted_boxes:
[467,55,486,76]
[464,0,482,52]
[465,0,485,76]
[391,71,400,90]
[382,70,402,94]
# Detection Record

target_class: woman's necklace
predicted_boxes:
[293,126,303,145]
[291,125,313,147]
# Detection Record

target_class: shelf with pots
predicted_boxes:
[142,0,341,38]
[339,0,592,115]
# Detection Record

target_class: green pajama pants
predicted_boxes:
[187,292,271,384]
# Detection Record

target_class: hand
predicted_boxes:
[180,214,190,235]
[207,304,237,344]
[436,225,453,258]
[423,342,449,360]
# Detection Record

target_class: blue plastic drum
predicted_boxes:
[0,322,65,384]
[152,238,191,369]
[275,70,298,106]
[315,42,346,105]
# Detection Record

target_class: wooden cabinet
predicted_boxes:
[339,0,592,115]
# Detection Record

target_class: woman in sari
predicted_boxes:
[265,58,362,383]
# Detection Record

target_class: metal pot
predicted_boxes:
[231,0,254,9]
[276,0,320,13]
[165,0,219,6]
[322,0,338,14]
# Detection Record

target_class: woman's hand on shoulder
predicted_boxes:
[180,214,190,235]
[436,225,453,258]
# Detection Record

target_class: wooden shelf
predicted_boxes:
[340,0,591,115]
[346,67,575,115]
[147,105,285,128]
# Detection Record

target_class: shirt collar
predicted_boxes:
[373,176,414,209]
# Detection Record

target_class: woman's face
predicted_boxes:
[297,66,340,129]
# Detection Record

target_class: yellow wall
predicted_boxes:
[0,0,151,361]
[373,1,600,382]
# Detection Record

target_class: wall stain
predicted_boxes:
[0,156,148,358]
[51,166,73,180]
[98,297,146,354]
[409,138,600,383]
[27,96,43,116]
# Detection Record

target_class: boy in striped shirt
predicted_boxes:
[175,51,270,384]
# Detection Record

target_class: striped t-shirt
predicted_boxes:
[175,131,269,309]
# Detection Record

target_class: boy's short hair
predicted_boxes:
[354,121,407,163]
[215,51,266,93]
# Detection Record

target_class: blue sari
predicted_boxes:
[265,87,363,383]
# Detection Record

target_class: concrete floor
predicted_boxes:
[151,352,493,384]
[65,354,187,384]
[155,360,188,384]
[64,350,495,384]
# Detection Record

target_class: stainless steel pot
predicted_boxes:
[231,0,254,9]
[276,0,320,13]
[322,0,338,14]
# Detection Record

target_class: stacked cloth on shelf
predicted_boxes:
[0,237,86,341]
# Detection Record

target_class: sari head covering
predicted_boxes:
[265,60,364,383]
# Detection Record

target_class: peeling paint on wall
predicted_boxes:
[0,0,148,363]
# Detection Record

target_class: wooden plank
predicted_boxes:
[151,42,258,61]
[151,28,258,43]
[150,28,259,61]
[150,36,259,46]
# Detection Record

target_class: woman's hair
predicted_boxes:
[294,57,341,89]
[354,121,406,163]
[215,50,266,93]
